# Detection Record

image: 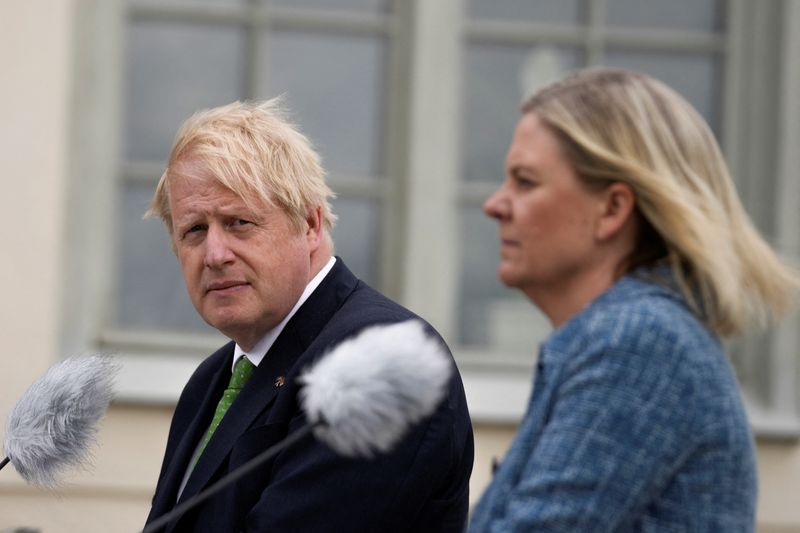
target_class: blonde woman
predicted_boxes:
[469,68,798,532]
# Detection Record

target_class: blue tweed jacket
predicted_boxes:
[469,271,756,532]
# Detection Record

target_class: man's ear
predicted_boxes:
[595,182,636,241]
[305,206,324,248]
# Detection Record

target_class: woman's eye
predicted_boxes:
[515,176,536,190]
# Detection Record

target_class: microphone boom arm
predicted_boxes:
[141,422,317,533]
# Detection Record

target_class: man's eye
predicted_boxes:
[230,219,254,228]
[181,224,205,239]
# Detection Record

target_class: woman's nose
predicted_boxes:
[483,186,509,220]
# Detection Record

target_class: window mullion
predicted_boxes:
[770,0,800,418]
[398,0,464,341]
[586,0,607,65]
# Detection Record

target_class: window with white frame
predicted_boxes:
[453,0,800,434]
[456,0,727,400]
[104,0,396,353]
[80,0,799,432]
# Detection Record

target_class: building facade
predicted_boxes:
[1,1,800,531]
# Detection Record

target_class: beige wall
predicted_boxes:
[1,2,800,533]
[0,407,170,532]
[0,0,72,394]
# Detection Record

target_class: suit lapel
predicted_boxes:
[177,333,303,503]
[176,258,359,505]
[148,345,233,526]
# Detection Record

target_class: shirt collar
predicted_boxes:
[231,256,337,372]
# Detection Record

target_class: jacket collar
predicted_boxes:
[175,257,359,505]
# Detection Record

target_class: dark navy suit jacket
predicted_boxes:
[145,259,474,532]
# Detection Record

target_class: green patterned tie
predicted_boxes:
[196,355,256,458]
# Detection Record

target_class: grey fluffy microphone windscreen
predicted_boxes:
[142,319,452,533]
[299,319,452,457]
[1,355,118,488]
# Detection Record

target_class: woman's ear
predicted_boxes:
[595,182,636,241]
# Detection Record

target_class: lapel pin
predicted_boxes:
[274,376,286,388]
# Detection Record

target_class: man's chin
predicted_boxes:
[203,312,247,337]
[204,311,274,346]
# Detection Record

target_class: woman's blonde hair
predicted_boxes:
[524,67,798,336]
[146,98,336,235]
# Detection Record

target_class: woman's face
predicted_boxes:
[484,112,610,314]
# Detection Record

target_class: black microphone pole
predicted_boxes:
[141,422,318,533]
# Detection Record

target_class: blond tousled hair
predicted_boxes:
[146,98,336,236]
[524,67,798,336]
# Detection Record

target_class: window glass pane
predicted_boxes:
[130,0,245,4]
[730,336,774,411]
[270,0,391,13]
[603,51,722,136]
[115,182,213,332]
[467,0,584,25]
[607,0,725,32]
[125,21,246,163]
[329,197,380,287]
[264,31,388,178]
[463,44,584,183]
[458,207,552,353]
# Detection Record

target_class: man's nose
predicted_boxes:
[204,226,235,268]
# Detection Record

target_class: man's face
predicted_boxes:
[168,158,315,350]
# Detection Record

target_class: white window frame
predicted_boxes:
[65,0,800,437]
[65,0,405,402]
[398,0,800,436]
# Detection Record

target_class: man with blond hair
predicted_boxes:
[143,99,473,532]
